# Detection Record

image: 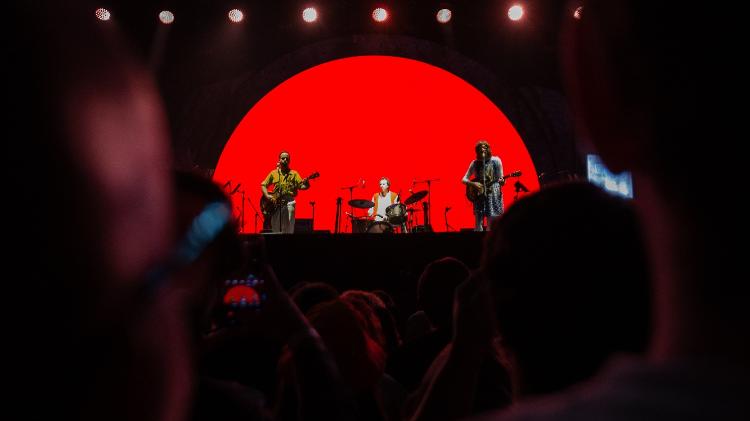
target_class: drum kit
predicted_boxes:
[347,190,428,233]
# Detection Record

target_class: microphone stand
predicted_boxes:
[414,178,440,230]
[247,196,261,234]
[480,155,489,229]
[310,201,316,231]
[335,197,342,234]
[340,182,358,233]
[514,180,529,201]
[444,207,454,232]
[239,189,245,233]
[228,183,244,233]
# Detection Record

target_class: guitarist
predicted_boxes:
[260,151,309,233]
[462,140,504,231]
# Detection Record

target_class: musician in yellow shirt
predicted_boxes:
[261,151,309,233]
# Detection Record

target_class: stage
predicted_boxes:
[248,231,486,323]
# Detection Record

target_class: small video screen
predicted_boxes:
[587,154,633,199]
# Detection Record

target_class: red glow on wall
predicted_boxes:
[214,56,538,233]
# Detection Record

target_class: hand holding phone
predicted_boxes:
[218,237,271,326]
[223,275,267,309]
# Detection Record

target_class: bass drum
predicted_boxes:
[351,219,369,233]
[366,221,394,234]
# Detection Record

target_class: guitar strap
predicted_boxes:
[277,168,290,195]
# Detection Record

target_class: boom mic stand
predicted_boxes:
[247,196,261,234]
[228,182,244,233]
[340,181,360,233]
[414,178,439,230]
[514,180,529,201]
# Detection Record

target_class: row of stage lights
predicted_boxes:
[95,5,584,25]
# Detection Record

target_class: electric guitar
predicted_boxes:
[465,170,522,202]
[260,172,319,217]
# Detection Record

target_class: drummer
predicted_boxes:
[368,177,400,221]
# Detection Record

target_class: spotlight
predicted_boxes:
[574,6,583,20]
[372,7,388,23]
[508,5,524,21]
[228,9,244,23]
[302,7,318,23]
[158,10,175,24]
[436,9,452,24]
[95,8,111,21]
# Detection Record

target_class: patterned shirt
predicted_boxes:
[463,156,504,217]
[262,169,303,199]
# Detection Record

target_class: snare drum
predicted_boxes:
[385,203,407,225]
[366,221,394,233]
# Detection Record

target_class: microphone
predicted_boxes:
[445,207,452,212]
[360,178,366,189]
[223,180,231,188]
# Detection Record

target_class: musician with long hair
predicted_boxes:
[462,140,505,231]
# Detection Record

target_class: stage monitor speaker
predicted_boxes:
[295,218,313,233]
[411,225,433,233]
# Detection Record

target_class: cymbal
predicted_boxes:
[403,190,428,205]
[348,199,375,209]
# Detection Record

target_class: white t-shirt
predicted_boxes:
[370,191,395,221]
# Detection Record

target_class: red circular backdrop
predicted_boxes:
[214,55,538,232]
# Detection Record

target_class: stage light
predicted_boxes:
[508,5,524,21]
[372,7,388,23]
[228,9,244,23]
[95,8,111,21]
[302,7,318,23]
[574,6,583,20]
[158,10,175,24]
[436,8,452,24]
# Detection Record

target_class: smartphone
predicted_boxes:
[218,275,268,327]
[219,237,269,325]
